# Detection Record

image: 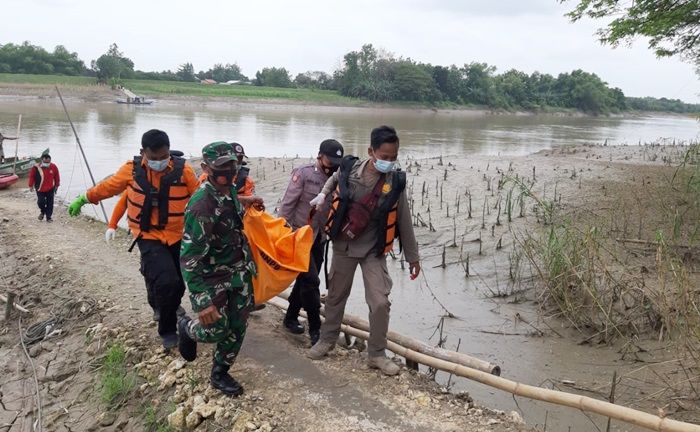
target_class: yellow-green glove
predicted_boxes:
[68,194,89,216]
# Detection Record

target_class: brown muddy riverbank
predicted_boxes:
[4,141,699,431]
[0,81,622,119]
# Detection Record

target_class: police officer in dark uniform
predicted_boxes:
[278,139,344,344]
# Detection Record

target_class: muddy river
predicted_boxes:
[1,99,698,431]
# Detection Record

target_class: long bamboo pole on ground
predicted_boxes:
[55,86,108,223]
[12,114,21,174]
[268,297,700,432]
[276,291,500,375]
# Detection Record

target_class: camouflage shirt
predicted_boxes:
[180,181,256,311]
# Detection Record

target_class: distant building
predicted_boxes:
[200,79,217,85]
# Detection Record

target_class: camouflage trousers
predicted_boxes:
[186,281,254,366]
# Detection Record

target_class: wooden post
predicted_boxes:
[12,115,22,174]
[4,291,15,321]
[406,359,420,371]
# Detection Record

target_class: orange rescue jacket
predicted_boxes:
[86,157,200,245]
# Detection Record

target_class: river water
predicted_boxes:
[1,99,698,431]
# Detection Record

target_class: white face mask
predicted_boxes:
[41,162,50,168]
[147,158,170,172]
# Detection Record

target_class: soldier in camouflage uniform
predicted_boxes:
[177,141,264,397]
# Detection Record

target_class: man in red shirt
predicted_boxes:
[28,153,60,222]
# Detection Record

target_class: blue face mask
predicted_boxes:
[147,158,170,172]
[374,158,395,173]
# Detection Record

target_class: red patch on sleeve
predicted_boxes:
[292,174,300,183]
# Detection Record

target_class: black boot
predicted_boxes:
[283,318,305,334]
[177,316,197,362]
[310,329,320,346]
[210,363,244,397]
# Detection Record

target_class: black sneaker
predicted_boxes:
[46,218,53,223]
[211,363,244,397]
[38,213,44,221]
[177,316,197,361]
[283,318,304,334]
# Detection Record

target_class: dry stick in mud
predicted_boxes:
[270,297,699,432]
[1,292,30,315]
[55,86,108,223]
[12,114,21,174]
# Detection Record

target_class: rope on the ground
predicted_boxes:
[19,315,43,432]
[22,298,98,345]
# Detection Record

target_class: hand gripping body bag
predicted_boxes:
[242,207,313,304]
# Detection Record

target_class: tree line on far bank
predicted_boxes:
[1,41,698,115]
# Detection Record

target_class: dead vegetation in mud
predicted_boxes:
[509,142,700,422]
[370,140,700,423]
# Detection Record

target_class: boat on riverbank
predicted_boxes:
[0,173,19,189]
[116,97,153,105]
[0,148,47,176]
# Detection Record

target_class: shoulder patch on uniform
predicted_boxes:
[382,182,391,194]
[292,174,300,183]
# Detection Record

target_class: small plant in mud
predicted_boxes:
[185,369,200,391]
[143,403,175,432]
[100,343,137,410]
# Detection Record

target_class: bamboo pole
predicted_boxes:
[276,291,500,375]
[268,297,700,432]
[12,114,21,174]
[55,86,109,223]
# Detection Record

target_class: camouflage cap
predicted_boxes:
[202,141,237,167]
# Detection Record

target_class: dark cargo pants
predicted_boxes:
[285,233,324,332]
[137,239,186,337]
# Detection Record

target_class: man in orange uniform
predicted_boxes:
[68,130,200,348]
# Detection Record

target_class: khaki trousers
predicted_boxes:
[319,249,393,357]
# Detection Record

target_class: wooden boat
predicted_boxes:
[0,148,48,176]
[0,173,19,189]
[116,97,153,105]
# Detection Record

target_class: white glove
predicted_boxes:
[309,192,326,210]
[105,228,116,242]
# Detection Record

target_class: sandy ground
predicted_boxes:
[0,190,527,431]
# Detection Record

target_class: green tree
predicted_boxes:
[461,62,499,106]
[562,0,700,68]
[294,71,333,89]
[176,62,196,82]
[393,61,441,102]
[91,43,134,82]
[254,67,292,87]
[0,42,85,75]
[204,63,246,82]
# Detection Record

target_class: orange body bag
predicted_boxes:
[243,208,313,304]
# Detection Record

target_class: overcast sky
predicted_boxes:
[3,0,699,102]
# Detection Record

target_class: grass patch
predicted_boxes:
[100,343,137,410]
[143,403,175,432]
[0,73,360,104]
